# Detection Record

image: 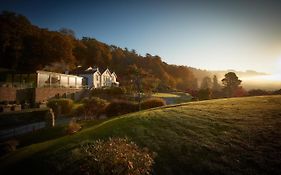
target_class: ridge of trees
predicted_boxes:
[0,11,201,92]
[2,11,266,93]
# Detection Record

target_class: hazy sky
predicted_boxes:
[1,0,281,75]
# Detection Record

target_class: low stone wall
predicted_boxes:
[0,87,84,103]
[0,87,17,102]
[35,87,83,102]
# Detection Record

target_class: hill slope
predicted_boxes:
[1,96,281,174]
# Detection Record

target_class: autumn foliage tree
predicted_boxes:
[222,72,242,97]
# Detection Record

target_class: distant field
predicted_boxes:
[1,95,281,175]
[152,92,192,104]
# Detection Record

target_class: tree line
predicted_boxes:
[0,11,201,92]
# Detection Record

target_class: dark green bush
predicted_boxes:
[141,98,166,110]
[47,98,73,116]
[91,87,126,96]
[79,138,155,175]
[66,120,81,134]
[197,88,212,100]
[104,100,138,117]
[75,97,108,118]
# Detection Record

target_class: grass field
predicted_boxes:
[1,95,281,174]
[152,92,192,104]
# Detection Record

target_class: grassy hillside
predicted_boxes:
[152,92,192,104]
[1,95,281,174]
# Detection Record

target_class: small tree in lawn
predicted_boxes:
[221,72,242,97]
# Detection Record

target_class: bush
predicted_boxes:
[91,87,125,96]
[197,88,212,100]
[248,89,269,96]
[66,120,81,134]
[233,87,248,97]
[74,97,108,118]
[141,98,166,110]
[273,89,281,95]
[79,138,155,175]
[47,98,74,116]
[104,100,138,117]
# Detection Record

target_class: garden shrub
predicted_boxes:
[74,97,108,118]
[47,98,74,116]
[141,98,166,110]
[66,120,81,134]
[104,100,138,117]
[248,89,269,96]
[91,87,125,96]
[79,138,155,175]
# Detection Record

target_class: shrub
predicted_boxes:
[104,100,138,117]
[141,98,166,110]
[197,88,212,100]
[233,87,248,97]
[47,98,74,116]
[79,138,155,175]
[74,97,108,118]
[66,120,81,134]
[91,87,125,96]
[248,89,269,96]
[273,89,281,95]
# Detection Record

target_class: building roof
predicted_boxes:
[111,72,117,78]
[36,70,83,79]
[101,68,111,75]
[69,66,100,74]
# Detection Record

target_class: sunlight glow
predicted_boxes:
[242,74,281,82]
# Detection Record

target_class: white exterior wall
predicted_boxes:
[101,69,112,87]
[92,72,101,88]
[111,73,117,83]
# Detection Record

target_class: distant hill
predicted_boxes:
[1,95,281,174]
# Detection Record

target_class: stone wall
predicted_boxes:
[35,87,83,102]
[0,87,17,102]
[0,87,84,103]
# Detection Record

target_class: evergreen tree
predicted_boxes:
[222,72,242,97]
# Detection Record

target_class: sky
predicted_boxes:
[1,0,281,76]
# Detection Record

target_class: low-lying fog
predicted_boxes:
[240,74,281,90]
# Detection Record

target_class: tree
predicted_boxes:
[212,75,221,91]
[221,72,242,97]
[128,65,146,110]
[200,76,212,89]
[59,28,76,38]
[197,88,212,100]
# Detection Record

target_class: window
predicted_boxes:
[69,77,76,87]
[60,76,69,87]
[38,73,50,87]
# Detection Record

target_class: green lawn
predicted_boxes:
[14,119,106,148]
[152,92,192,104]
[1,95,281,175]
